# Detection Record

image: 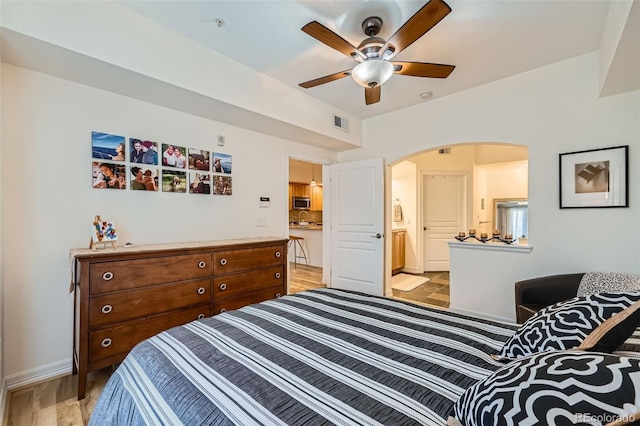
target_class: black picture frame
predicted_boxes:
[559,145,628,208]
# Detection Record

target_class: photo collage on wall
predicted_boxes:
[90,131,232,195]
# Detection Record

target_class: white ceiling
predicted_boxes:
[118,0,612,119]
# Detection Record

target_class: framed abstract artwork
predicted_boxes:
[559,145,628,208]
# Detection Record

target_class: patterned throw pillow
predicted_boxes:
[452,350,640,426]
[578,298,640,353]
[494,292,640,361]
[577,272,640,297]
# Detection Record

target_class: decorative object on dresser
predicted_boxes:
[70,237,287,400]
[89,215,117,250]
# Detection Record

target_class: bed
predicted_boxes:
[89,289,518,425]
[89,288,640,426]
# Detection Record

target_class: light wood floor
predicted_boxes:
[3,264,447,425]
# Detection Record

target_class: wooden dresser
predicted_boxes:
[71,237,287,400]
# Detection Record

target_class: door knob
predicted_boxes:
[371,233,382,239]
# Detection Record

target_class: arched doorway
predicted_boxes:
[389,142,528,307]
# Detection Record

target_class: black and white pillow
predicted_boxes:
[577,272,640,297]
[494,292,640,360]
[452,350,640,426]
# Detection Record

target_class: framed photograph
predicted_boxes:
[213,175,232,195]
[130,138,159,165]
[161,144,187,169]
[559,145,628,208]
[92,162,126,189]
[161,169,187,193]
[189,172,211,194]
[130,166,159,191]
[212,152,232,174]
[188,148,211,171]
[92,131,125,162]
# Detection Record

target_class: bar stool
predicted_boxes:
[288,235,308,269]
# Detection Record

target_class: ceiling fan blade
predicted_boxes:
[392,61,455,78]
[299,70,352,89]
[365,85,381,105]
[302,21,367,61]
[381,0,451,58]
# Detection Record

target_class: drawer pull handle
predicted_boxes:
[197,314,205,320]
[197,287,206,295]
[275,293,282,298]
[275,272,281,279]
[220,308,227,313]
[219,258,227,266]
[101,305,113,314]
[275,251,281,258]
[102,272,114,281]
[101,338,112,348]
[219,283,227,291]
[198,261,206,269]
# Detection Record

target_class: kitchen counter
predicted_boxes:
[289,225,323,230]
[288,226,323,267]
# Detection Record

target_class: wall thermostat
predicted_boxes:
[258,196,270,207]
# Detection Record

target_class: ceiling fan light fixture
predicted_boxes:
[351,60,394,88]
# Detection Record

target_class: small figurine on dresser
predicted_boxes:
[90,215,117,249]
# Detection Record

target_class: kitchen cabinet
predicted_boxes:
[289,183,309,210]
[310,185,323,211]
[289,183,323,211]
[392,229,406,275]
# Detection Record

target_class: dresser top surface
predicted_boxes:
[71,236,287,260]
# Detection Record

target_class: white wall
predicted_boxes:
[0,63,337,387]
[341,52,640,321]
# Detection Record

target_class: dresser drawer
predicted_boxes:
[213,245,284,274]
[89,278,211,328]
[213,285,284,314]
[88,305,210,363]
[213,266,283,300]
[90,253,212,295]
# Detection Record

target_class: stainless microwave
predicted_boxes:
[292,196,311,210]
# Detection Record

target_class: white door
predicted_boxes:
[423,175,464,271]
[329,158,384,295]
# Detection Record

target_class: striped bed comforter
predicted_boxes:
[89,289,519,425]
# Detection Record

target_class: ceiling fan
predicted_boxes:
[299,0,455,105]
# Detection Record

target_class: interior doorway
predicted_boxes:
[422,174,466,271]
[389,143,529,308]
[287,158,326,290]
